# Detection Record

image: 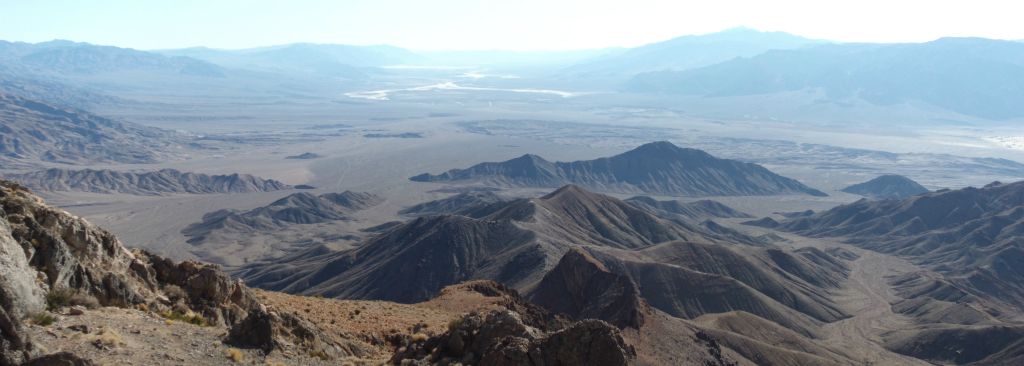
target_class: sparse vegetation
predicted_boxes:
[310,349,331,360]
[28,312,57,326]
[411,333,429,342]
[161,309,208,326]
[45,288,74,310]
[448,317,463,331]
[95,328,125,348]
[46,288,100,310]
[225,348,244,363]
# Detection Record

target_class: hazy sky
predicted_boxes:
[1,0,1022,50]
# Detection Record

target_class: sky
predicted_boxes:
[1,0,1022,51]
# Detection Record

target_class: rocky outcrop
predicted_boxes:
[0,179,261,363]
[0,180,255,322]
[137,253,256,326]
[1,179,149,310]
[433,281,570,331]
[530,249,647,329]
[1,305,32,366]
[390,309,635,366]
[529,320,636,366]
[226,304,373,360]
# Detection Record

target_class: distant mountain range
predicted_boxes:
[841,174,929,200]
[0,93,185,169]
[4,168,291,195]
[158,43,419,77]
[565,27,822,77]
[0,40,224,77]
[4,31,1024,121]
[626,37,1024,119]
[410,141,827,197]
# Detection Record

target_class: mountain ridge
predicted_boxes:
[411,141,827,197]
[626,37,1024,119]
[4,168,291,195]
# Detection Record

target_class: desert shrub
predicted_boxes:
[95,329,125,348]
[161,309,208,326]
[46,288,100,310]
[411,333,429,342]
[225,348,244,363]
[28,312,56,326]
[45,288,74,310]
[311,349,331,360]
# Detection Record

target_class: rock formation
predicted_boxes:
[390,310,636,366]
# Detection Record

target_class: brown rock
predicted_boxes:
[390,309,634,366]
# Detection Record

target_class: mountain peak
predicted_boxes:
[841,174,928,200]
[541,184,592,200]
[623,140,689,156]
[512,153,550,163]
[530,248,648,329]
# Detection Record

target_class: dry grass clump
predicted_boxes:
[46,288,100,310]
[411,333,429,342]
[447,317,463,332]
[27,312,56,326]
[161,309,208,326]
[95,328,125,348]
[225,348,244,363]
